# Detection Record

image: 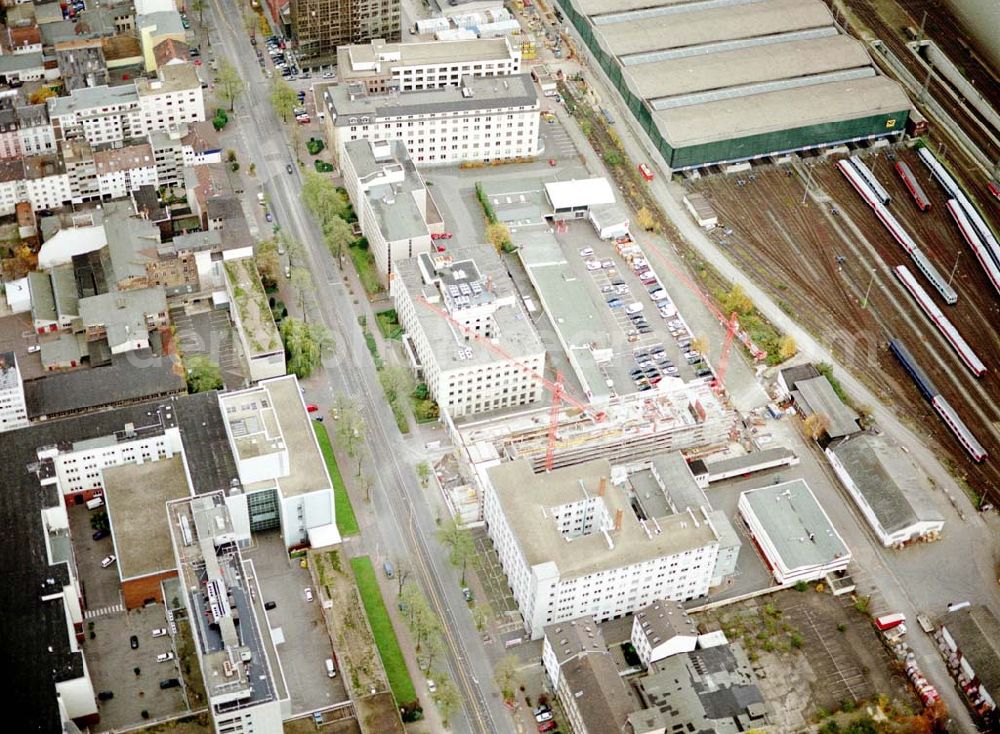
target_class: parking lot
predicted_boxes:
[68,504,123,613]
[170,305,246,389]
[86,605,188,731]
[244,531,349,713]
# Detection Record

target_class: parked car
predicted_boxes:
[579,247,594,257]
[97,691,114,701]
[538,721,557,733]
[585,260,602,271]
[157,652,175,663]
[533,705,551,717]
[535,710,554,723]
[462,587,473,602]
[92,529,108,541]
[304,587,314,602]
[323,71,335,78]
[306,404,319,412]
[27,344,40,353]
[130,635,139,650]
[152,628,168,638]
[159,678,180,689]
[264,601,277,610]
[427,679,437,693]
[286,163,294,174]
[639,162,654,181]
[265,211,273,223]
[101,554,117,568]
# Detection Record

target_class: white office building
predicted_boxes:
[392,243,545,418]
[341,138,438,279]
[323,73,541,166]
[219,376,340,549]
[483,458,721,640]
[337,37,521,92]
[0,352,29,432]
[168,492,288,734]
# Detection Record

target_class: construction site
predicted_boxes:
[689,144,1000,503]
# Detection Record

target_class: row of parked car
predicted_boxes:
[629,345,679,391]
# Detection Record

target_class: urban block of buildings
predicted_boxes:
[483,457,733,639]
[322,73,541,166]
[1,375,336,731]
[392,243,546,417]
[337,36,521,93]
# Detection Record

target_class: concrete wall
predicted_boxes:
[941,0,1000,72]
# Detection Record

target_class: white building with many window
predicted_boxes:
[341,138,438,279]
[135,63,205,131]
[323,73,540,166]
[0,352,29,432]
[392,243,545,418]
[337,37,521,93]
[483,458,722,640]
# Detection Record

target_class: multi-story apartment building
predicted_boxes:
[0,160,22,215]
[340,138,437,279]
[62,139,100,204]
[17,104,56,155]
[483,458,722,639]
[0,103,20,159]
[48,63,203,147]
[392,243,545,418]
[0,352,29,432]
[290,0,400,68]
[323,73,540,166]
[337,37,521,93]
[135,63,204,130]
[94,142,158,199]
[23,154,71,210]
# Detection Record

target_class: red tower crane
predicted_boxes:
[712,312,740,395]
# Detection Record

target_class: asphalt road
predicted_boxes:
[203,1,511,732]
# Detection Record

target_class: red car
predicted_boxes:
[306,404,319,413]
[639,162,654,181]
[430,232,453,240]
[538,721,557,733]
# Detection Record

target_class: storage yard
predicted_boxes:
[689,145,1000,502]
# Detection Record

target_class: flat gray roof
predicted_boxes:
[654,76,910,150]
[395,243,544,369]
[595,0,832,57]
[576,0,691,17]
[740,480,849,572]
[705,446,797,475]
[340,37,514,76]
[488,459,718,579]
[105,456,191,580]
[651,453,706,512]
[623,35,870,101]
[344,139,428,242]
[791,375,860,438]
[48,83,138,116]
[831,434,942,535]
[221,376,332,498]
[327,73,537,122]
[77,287,167,351]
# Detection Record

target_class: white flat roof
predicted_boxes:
[545,177,615,209]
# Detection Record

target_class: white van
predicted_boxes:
[325,658,337,678]
[626,302,644,314]
[86,496,105,510]
[157,652,174,663]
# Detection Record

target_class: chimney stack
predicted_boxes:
[614,508,623,532]
[598,476,606,497]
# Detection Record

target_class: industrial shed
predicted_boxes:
[556,0,912,169]
[826,433,944,547]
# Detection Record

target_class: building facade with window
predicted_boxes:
[323,73,540,166]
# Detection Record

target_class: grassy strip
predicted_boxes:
[175,618,207,708]
[350,242,381,296]
[375,309,403,340]
[350,556,417,706]
[312,422,360,536]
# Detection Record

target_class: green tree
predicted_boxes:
[471,603,490,632]
[216,60,244,112]
[289,267,313,319]
[185,355,223,393]
[280,318,332,379]
[270,78,298,122]
[494,655,519,703]
[436,516,475,585]
[255,239,280,284]
[379,363,414,405]
[416,461,431,488]
[333,394,366,476]
[323,215,355,260]
[189,0,205,24]
[433,676,461,726]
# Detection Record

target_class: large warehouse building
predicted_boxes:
[557,0,912,169]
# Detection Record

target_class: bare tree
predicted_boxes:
[803,413,831,440]
[394,558,412,596]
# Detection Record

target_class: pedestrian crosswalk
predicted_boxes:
[84,603,124,620]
